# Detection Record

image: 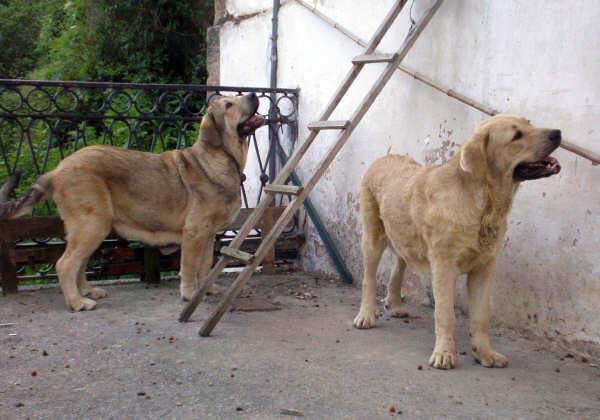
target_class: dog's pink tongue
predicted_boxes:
[245,114,265,130]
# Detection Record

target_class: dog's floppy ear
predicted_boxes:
[199,112,222,148]
[459,127,489,179]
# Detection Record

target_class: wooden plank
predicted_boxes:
[13,235,303,282]
[220,246,254,264]
[0,240,17,294]
[0,208,287,242]
[193,0,444,335]
[0,216,64,240]
[225,206,285,231]
[264,184,303,195]
[0,172,20,202]
[561,140,600,165]
[4,206,288,287]
[178,0,412,324]
[307,120,350,130]
[352,53,397,64]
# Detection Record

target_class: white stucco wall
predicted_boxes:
[216,0,600,355]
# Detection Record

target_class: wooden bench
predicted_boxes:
[0,206,303,293]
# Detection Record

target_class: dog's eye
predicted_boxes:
[512,130,523,141]
[225,102,233,109]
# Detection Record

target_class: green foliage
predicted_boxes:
[0,0,213,210]
[3,0,214,83]
[0,0,45,77]
[0,1,213,281]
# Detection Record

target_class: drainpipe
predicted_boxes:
[268,0,354,284]
[268,0,280,184]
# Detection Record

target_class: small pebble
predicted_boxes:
[15,402,24,408]
[555,368,561,373]
[137,392,146,396]
[236,407,244,412]
[42,350,48,356]
[280,408,303,417]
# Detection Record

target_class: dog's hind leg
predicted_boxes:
[56,221,110,311]
[353,185,385,329]
[54,176,112,311]
[77,256,108,300]
[384,255,409,318]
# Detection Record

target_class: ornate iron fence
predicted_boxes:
[0,80,300,287]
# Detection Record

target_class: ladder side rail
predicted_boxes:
[178,0,411,322]
[197,0,444,334]
[311,0,408,125]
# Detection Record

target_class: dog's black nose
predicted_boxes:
[246,92,259,106]
[548,129,562,145]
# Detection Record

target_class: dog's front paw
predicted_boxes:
[429,349,456,369]
[473,347,508,368]
[82,287,107,300]
[353,306,378,329]
[180,283,195,302]
[384,301,410,318]
[69,297,97,312]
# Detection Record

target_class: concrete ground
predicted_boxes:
[1,272,599,419]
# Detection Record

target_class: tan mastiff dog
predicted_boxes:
[353,115,562,369]
[0,93,264,311]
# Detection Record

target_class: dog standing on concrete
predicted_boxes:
[0,93,264,311]
[353,115,562,369]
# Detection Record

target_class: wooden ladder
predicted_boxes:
[179,0,444,335]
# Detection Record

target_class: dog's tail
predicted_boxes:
[0,172,52,219]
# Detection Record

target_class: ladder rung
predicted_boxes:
[308,120,350,130]
[352,53,398,64]
[264,184,303,195]
[220,246,254,264]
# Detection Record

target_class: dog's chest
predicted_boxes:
[212,194,243,230]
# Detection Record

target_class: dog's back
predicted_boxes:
[359,153,423,235]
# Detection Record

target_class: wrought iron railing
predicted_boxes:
[0,79,300,283]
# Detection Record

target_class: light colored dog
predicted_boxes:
[353,115,562,369]
[0,93,264,311]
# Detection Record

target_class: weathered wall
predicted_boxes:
[212,0,600,356]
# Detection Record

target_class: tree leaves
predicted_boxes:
[2,0,214,84]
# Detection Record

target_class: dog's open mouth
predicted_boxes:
[237,114,265,137]
[514,156,561,181]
